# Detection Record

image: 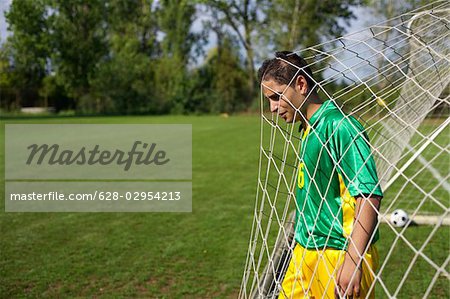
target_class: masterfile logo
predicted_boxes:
[6,124,191,180]
[26,141,170,171]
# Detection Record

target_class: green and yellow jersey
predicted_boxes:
[295,100,383,250]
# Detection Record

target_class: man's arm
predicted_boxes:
[335,195,381,298]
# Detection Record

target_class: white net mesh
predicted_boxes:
[240,2,449,298]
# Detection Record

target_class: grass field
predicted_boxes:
[1,115,448,298]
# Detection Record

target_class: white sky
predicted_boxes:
[0,0,12,43]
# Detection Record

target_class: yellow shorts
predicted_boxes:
[278,244,379,299]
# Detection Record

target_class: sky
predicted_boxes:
[0,0,11,42]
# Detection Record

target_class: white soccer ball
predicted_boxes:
[390,209,409,227]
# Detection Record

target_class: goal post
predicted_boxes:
[240,2,449,298]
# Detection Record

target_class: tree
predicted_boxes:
[82,0,161,114]
[187,37,249,114]
[212,37,250,113]
[5,0,50,107]
[204,0,266,99]
[265,0,358,50]
[203,0,361,104]
[87,33,157,114]
[107,0,159,56]
[366,0,434,18]
[49,0,108,101]
[0,44,16,110]
[154,0,199,113]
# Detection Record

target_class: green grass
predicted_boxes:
[1,115,448,298]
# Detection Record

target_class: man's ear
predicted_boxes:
[295,75,309,95]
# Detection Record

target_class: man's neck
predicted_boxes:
[301,94,324,128]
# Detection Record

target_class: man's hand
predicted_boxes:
[335,254,362,298]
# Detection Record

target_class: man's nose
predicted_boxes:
[270,99,278,113]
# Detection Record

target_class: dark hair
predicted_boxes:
[258,51,316,93]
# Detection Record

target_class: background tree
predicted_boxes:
[4,0,50,108]
[187,37,249,114]
[0,43,16,110]
[87,33,157,114]
[1,0,372,115]
[211,37,250,113]
[265,0,358,50]
[204,0,267,100]
[85,0,160,114]
[155,0,199,113]
[49,0,108,101]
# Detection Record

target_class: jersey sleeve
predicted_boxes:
[329,116,383,198]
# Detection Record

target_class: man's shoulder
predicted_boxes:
[318,104,365,136]
[318,102,349,127]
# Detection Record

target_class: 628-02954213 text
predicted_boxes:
[100,191,181,201]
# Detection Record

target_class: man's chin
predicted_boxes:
[285,117,297,124]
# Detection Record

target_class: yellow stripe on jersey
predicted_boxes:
[338,173,356,238]
[297,126,310,189]
[302,125,310,140]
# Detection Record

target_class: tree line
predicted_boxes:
[0,0,427,115]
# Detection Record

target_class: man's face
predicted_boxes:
[262,79,306,123]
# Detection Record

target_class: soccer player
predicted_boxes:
[258,51,383,299]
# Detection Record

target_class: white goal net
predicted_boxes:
[240,1,449,298]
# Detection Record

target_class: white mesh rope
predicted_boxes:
[240,2,449,298]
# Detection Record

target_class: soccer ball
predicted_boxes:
[390,209,409,227]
